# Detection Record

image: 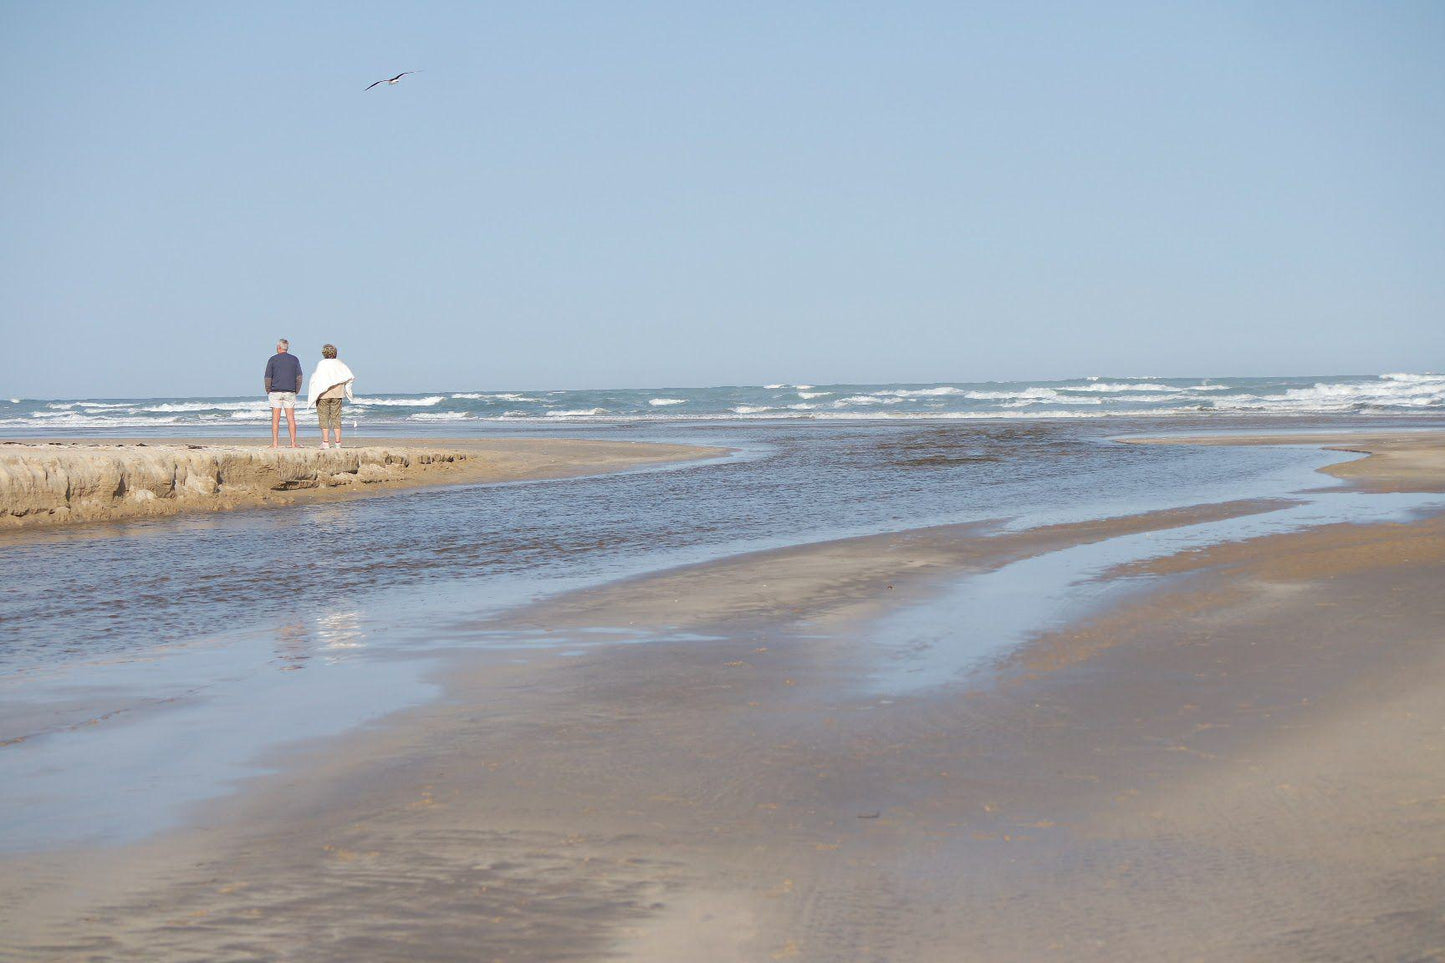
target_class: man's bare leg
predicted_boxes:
[271,408,281,448]
[286,408,299,448]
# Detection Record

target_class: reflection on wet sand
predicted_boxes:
[316,610,365,660]
[273,620,311,670]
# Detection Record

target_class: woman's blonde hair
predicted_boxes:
[322,344,338,359]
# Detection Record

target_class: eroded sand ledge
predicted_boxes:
[0,437,725,529]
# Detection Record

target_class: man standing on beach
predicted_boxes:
[264,339,304,449]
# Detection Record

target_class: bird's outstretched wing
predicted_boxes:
[366,70,420,90]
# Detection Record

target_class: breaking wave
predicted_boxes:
[352,396,445,407]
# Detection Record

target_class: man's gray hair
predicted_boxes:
[277,339,290,350]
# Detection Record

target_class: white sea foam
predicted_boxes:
[764,384,785,389]
[834,395,904,406]
[1194,377,1445,413]
[1199,394,1269,409]
[410,411,469,421]
[11,413,186,428]
[352,396,445,407]
[999,396,1104,408]
[811,407,1181,420]
[873,386,967,397]
[1101,393,1190,403]
[1065,382,1192,393]
[7,398,18,404]
[649,398,687,406]
[797,391,832,399]
[30,408,128,419]
[451,392,540,402]
[1282,380,1444,407]
[965,387,1060,401]
[1380,372,1442,383]
[293,396,1417,423]
[794,384,815,390]
[143,401,271,413]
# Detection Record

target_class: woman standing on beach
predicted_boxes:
[306,344,355,450]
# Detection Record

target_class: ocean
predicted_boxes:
[3,372,1443,434]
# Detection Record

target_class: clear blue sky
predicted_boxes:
[2,1,1441,398]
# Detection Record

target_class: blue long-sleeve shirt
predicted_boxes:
[264,353,303,394]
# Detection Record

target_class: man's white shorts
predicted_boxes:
[268,391,297,410]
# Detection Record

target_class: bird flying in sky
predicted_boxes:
[365,71,419,91]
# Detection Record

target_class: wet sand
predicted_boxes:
[0,437,726,530]
[3,430,1444,960]
[1126,428,1445,491]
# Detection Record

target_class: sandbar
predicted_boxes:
[1124,428,1445,491]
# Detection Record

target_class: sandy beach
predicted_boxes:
[2,429,1444,960]
[10,1,1442,957]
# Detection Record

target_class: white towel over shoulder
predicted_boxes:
[307,359,356,406]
